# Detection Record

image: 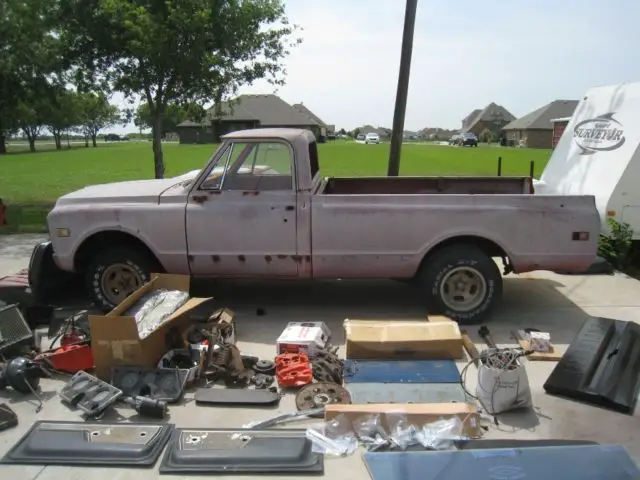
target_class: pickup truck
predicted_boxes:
[30,128,600,323]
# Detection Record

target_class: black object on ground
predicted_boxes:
[159,428,323,475]
[0,356,42,394]
[311,348,343,384]
[0,304,33,355]
[363,444,640,480]
[543,317,640,414]
[250,373,274,389]
[121,395,168,419]
[253,359,276,375]
[0,403,18,432]
[295,382,351,417]
[194,388,280,406]
[28,241,77,305]
[59,371,123,418]
[111,367,189,403]
[1,420,173,467]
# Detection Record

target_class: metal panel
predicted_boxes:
[0,304,33,354]
[543,317,640,414]
[347,382,468,404]
[343,360,460,384]
[363,445,640,480]
[0,421,173,467]
[159,428,323,474]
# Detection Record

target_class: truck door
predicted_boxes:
[185,140,299,277]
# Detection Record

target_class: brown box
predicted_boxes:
[344,319,463,360]
[325,403,481,438]
[90,273,211,380]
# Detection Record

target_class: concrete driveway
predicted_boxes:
[0,234,639,479]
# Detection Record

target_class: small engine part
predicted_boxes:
[251,374,274,389]
[312,358,343,384]
[295,382,351,417]
[241,355,259,370]
[253,359,276,375]
[121,395,167,419]
[0,357,42,394]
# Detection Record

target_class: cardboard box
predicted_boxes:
[90,273,211,380]
[344,319,463,360]
[276,321,331,355]
[325,403,481,438]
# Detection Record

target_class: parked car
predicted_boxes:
[32,128,599,324]
[356,133,366,142]
[448,134,461,145]
[458,132,478,147]
[365,133,380,144]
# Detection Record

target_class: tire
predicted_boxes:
[417,244,502,324]
[85,246,161,311]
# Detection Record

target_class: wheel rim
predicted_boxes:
[439,266,487,312]
[100,263,144,305]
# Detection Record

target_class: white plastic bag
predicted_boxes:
[476,362,532,415]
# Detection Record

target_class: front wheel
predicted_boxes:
[85,246,161,311]
[417,245,502,324]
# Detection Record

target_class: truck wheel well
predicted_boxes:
[417,235,508,274]
[74,230,160,272]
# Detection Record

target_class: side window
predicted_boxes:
[223,141,293,191]
[200,142,250,190]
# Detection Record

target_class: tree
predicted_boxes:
[338,128,346,135]
[44,87,82,150]
[77,93,121,147]
[134,101,205,138]
[0,0,63,154]
[57,0,301,178]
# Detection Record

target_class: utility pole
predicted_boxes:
[387,0,418,176]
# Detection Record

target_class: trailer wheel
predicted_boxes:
[418,244,502,324]
[85,246,160,311]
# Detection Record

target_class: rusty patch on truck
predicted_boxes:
[238,255,246,262]
[265,255,272,263]
[291,255,303,263]
[211,255,220,263]
[277,255,287,259]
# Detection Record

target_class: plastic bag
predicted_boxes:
[125,289,190,339]
[415,417,467,450]
[352,414,390,451]
[476,362,532,415]
[305,414,358,457]
[386,412,420,450]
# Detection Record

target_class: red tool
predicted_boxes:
[275,353,313,388]
[37,344,94,373]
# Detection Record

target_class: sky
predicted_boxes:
[109,0,640,134]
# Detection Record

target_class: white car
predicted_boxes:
[365,133,380,144]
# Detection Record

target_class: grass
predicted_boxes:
[0,140,552,233]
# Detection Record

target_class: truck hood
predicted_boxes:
[55,170,202,205]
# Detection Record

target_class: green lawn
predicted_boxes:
[0,140,551,232]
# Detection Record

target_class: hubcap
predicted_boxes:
[440,266,487,312]
[100,263,144,305]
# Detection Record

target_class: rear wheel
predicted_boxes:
[417,245,502,324]
[85,246,161,311]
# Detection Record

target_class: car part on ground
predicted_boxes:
[460,329,481,367]
[478,325,497,349]
[276,352,313,388]
[363,444,640,480]
[418,244,502,324]
[37,344,94,374]
[311,348,344,384]
[343,360,460,384]
[121,395,168,419]
[110,367,189,403]
[0,304,34,355]
[0,420,173,467]
[0,403,18,432]
[158,428,324,475]
[0,356,43,394]
[204,344,251,387]
[253,359,276,375]
[347,382,469,404]
[194,387,281,406]
[250,373,274,389]
[295,382,352,417]
[59,371,123,418]
[246,407,326,429]
[543,316,640,414]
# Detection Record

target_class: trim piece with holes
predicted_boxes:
[159,428,324,474]
[0,421,173,467]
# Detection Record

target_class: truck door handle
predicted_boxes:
[285,205,295,211]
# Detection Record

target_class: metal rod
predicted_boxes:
[387,0,419,177]
[497,156,502,176]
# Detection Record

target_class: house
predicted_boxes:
[461,109,481,130]
[292,102,335,137]
[358,125,391,138]
[502,100,578,149]
[175,94,324,144]
[463,103,516,137]
[403,130,420,140]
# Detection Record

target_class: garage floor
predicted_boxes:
[1,235,639,479]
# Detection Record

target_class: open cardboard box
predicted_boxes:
[89,273,211,380]
[344,318,463,360]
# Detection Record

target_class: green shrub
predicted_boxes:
[597,218,633,269]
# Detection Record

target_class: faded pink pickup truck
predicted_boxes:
[31,128,600,323]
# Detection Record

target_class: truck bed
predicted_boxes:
[320,176,534,195]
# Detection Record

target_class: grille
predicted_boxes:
[0,305,33,354]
